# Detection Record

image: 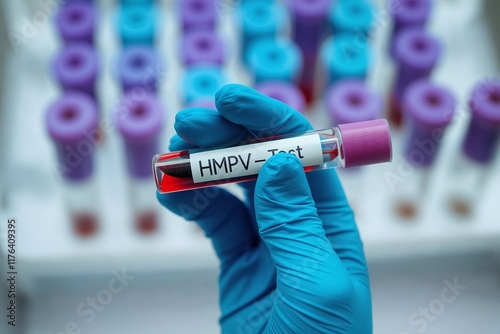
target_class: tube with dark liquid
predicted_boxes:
[154,119,392,194]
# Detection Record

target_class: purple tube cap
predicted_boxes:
[56,2,96,43]
[53,43,99,89]
[182,30,225,66]
[289,0,331,20]
[395,28,441,71]
[118,46,162,91]
[181,0,216,30]
[338,119,393,168]
[114,92,164,142]
[326,79,382,125]
[403,80,456,128]
[256,81,306,114]
[469,80,500,126]
[390,0,431,26]
[46,92,99,143]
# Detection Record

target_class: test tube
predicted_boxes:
[318,34,370,98]
[117,3,157,46]
[394,80,455,219]
[237,1,287,63]
[256,81,306,114]
[247,38,302,84]
[326,79,383,206]
[115,92,164,233]
[326,79,382,126]
[154,119,392,193]
[46,93,100,236]
[182,66,226,105]
[288,0,331,102]
[181,30,226,67]
[329,0,374,35]
[179,0,216,32]
[53,43,99,99]
[55,1,96,44]
[389,0,431,57]
[446,80,500,216]
[117,46,163,93]
[389,28,441,126]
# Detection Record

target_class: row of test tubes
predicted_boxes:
[46,0,166,237]
[43,0,500,240]
[46,0,101,237]
[234,0,500,219]
[384,0,500,218]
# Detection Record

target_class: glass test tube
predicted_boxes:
[389,0,431,58]
[288,0,331,103]
[182,30,226,67]
[389,28,441,126]
[247,38,302,84]
[55,1,96,44]
[179,0,216,33]
[446,80,500,216]
[154,119,392,194]
[46,93,100,237]
[118,46,163,93]
[256,80,306,114]
[115,93,164,234]
[53,43,99,99]
[326,79,383,207]
[237,1,287,64]
[394,80,456,219]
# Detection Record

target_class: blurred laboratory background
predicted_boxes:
[0,0,500,333]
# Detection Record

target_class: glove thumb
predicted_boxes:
[254,153,336,278]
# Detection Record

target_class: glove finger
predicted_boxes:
[168,109,261,251]
[254,154,353,328]
[215,84,312,137]
[174,107,249,148]
[169,134,197,151]
[307,170,369,284]
[157,188,259,263]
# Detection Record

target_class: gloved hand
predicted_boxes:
[157,84,372,333]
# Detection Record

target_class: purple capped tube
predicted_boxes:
[115,92,165,233]
[256,81,306,114]
[288,0,332,103]
[46,93,100,236]
[326,79,382,126]
[179,0,216,32]
[447,80,500,216]
[181,30,225,66]
[117,46,163,93]
[389,0,431,57]
[393,80,455,219]
[53,43,99,99]
[403,80,455,167]
[463,81,500,163]
[55,1,96,44]
[389,28,441,126]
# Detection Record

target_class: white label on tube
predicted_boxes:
[190,134,323,183]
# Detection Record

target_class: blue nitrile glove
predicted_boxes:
[157,84,372,333]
